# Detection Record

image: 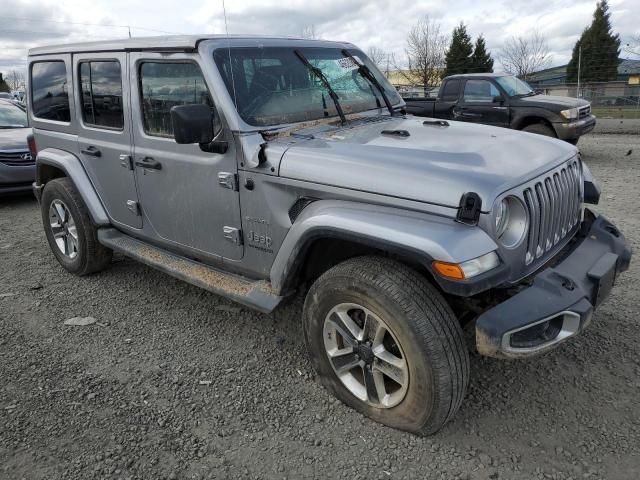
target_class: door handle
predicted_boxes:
[81,146,101,157]
[135,157,162,170]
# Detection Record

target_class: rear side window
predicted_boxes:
[79,61,124,129]
[139,62,213,138]
[440,79,461,102]
[31,61,71,122]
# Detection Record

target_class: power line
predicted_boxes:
[0,16,183,35]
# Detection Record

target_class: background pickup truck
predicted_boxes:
[403,73,596,144]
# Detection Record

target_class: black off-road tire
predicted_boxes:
[41,177,112,275]
[303,256,470,435]
[521,122,557,138]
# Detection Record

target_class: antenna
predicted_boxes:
[222,0,239,110]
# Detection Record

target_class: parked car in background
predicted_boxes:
[28,36,630,435]
[403,74,596,144]
[0,98,35,195]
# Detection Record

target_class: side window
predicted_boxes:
[440,79,461,102]
[463,80,500,103]
[139,62,213,138]
[79,61,124,129]
[31,61,71,122]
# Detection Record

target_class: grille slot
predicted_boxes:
[0,151,34,166]
[523,160,582,265]
[578,105,591,119]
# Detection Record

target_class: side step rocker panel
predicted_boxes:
[97,228,282,313]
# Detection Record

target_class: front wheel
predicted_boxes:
[303,256,469,435]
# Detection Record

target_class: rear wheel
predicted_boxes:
[521,122,556,138]
[303,256,469,435]
[41,178,112,275]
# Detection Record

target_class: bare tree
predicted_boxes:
[367,46,387,69]
[5,70,25,91]
[624,34,640,57]
[401,17,448,92]
[499,30,552,79]
[301,25,316,39]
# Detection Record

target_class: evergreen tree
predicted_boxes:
[442,22,474,78]
[0,73,10,93]
[471,35,494,73]
[567,0,620,82]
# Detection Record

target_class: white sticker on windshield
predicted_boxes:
[334,56,362,71]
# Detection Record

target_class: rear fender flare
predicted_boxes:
[35,148,110,226]
[270,200,498,293]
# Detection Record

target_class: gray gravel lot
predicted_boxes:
[1,133,639,480]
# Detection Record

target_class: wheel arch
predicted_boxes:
[270,200,499,296]
[513,115,556,134]
[35,148,110,226]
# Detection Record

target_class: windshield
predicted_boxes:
[213,47,401,127]
[0,102,28,128]
[495,76,534,97]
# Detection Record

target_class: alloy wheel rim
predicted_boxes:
[49,200,78,259]
[323,303,409,408]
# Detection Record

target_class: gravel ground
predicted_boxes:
[1,133,638,480]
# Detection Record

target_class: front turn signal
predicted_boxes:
[432,261,465,280]
[432,252,500,281]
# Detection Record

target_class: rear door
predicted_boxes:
[74,52,141,228]
[456,79,509,127]
[129,52,243,260]
[434,79,462,119]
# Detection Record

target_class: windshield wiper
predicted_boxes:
[342,49,395,117]
[294,49,347,125]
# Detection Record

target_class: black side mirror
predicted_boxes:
[170,104,228,153]
[170,104,214,144]
[492,95,504,103]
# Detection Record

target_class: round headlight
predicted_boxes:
[495,199,509,237]
[495,196,527,248]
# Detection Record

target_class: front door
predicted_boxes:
[456,79,510,127]
[129,52,243,260]
[75,52,142,228]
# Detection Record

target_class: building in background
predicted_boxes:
[526,59,640,107]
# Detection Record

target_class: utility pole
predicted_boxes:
[576,45,581,99]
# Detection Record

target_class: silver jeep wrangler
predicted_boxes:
[28,36,631,435]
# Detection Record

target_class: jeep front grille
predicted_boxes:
[522,160,583,265]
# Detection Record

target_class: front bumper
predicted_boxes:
[476,210,631,358]
[554,115,596,141]
[0,163,35,196]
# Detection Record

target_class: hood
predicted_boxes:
[277,116,577,210]
[519,94,590,110]
[0,127,30,151]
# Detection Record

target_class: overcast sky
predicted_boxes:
[1,0,638,75]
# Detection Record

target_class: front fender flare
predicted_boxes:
[270,200,500,295]
[35,148,110,226]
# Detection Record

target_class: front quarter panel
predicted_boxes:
[270,199,499,293]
